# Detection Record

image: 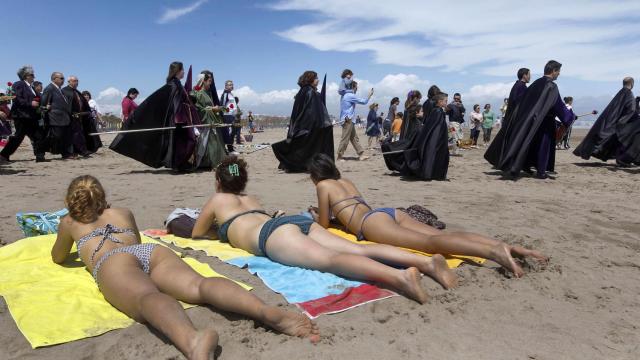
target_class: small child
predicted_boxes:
[338,69,354,97]
[391,112,403,142]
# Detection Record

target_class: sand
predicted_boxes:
[1,128,639,360]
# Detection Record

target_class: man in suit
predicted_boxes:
[41,72,73,159]
[62,76,91,157]
[0,65,47,163]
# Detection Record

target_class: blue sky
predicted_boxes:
[1,0,638,120]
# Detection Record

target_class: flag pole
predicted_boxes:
[89,123,232,136]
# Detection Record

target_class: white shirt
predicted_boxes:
[221,91,237,116]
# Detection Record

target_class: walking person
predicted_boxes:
[482,104,495,145]
[0,65,47,163]
[384,97,399,139]
[337,81,372,161]
[469,104,482,148]
[366,103,381,149]
[121,88,139,128]
[41,72,74,160]
[220,80,239,155]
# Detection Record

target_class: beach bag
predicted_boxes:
[16,208,68,237]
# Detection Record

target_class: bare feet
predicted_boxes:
[420,254,458,289]
[489,244,524,278]
[510,245,548,262]
[187,329,219,360]
[396,267,430,304]
[261,306,321,344]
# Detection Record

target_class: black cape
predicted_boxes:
[618,106,640,163]
[399,102,421,140]
[573,88,635,161]
[484,76,561,175]
[484,80,527,166]
[382,107,449,180]
[110,79,197,169]
[272,85,334,172]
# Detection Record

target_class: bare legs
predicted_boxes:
[98,247,319,360]
[361,211,547,277]
[265,224,430,303]
[306,224,457,289]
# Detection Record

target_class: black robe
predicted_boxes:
[382,107,449,180]
[484,80,527,166]
[110,78,197,170]
[485,76,572,175]
[573,88,636,161]
[271,85,333,172]
[399,102,421,140]
[618,105,640,163]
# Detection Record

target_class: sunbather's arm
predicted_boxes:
[51,217,74,264]
[192,198,217,239]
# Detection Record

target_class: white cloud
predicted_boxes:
[97,87,125,101]
[464,82,513,100]
[157,0,207,24]
[270,0,640,81]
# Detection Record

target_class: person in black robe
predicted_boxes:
[421,85,441,123]
[382,92,449,180]
[485,61,574,179]
[484,67,530,166]
[573,77,636,162]
[399,90,423,140]
[110,61,198,170]
[272,71,333,172]
[616,96,640,166]
[62,77,102,155]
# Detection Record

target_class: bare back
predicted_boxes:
[56,208,141,272]
[315,178,371,234]
[196,193,272,255]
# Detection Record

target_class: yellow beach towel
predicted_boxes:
[0,234,250,348]
[149,228,485,268]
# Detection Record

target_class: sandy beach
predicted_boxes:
[1,127,639,360]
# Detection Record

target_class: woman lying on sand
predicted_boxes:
[307,154,548,278]
[51,175,319,360]
[192,157,458,304]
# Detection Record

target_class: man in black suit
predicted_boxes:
[62,76,91,157]
[0,65,47,163]
[41,72,73,159]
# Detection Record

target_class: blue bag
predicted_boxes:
[16,209,69,237]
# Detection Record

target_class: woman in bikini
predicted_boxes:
[51,175,319,360]
[192,157,458,305]
[307,153,548,278]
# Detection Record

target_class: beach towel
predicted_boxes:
[143,229,484,319]
[0,234,250,348]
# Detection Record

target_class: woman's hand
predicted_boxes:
[308,206,320,222]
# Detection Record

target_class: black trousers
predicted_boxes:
[0,117,46,159]
[48,125,73,157]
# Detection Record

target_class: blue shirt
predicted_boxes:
[339,92,369,124]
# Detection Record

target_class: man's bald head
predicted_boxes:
[68,76,79,89]
[623,77,634,89]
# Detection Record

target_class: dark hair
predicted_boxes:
[127,88,139,97]
[544,60,562,75]
[563,96,573,104]
[396,112,403,117]
[474,104,480,111]
[427,85,441,99]
[517,68,530,80]
[166,61,184,83]
[341,69,353,78]
[484,103,491,109]
[453,93,461,98]
[33,81,43,88]
[81,90,92,99]
[390,97,400,105]
[297,71,318,87]
[404,90,422,109]
[623,77,634,87]
[308,153,341,182]
[215,156,248,194]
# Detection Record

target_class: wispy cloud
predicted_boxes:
[157,0,208,24]
[269,0,640,81]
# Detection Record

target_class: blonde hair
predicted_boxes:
[65,175,108,223]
